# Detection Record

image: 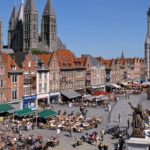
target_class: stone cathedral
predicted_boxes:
[145,7,150,80]
[8,0,65,53]
[0,19,2,50]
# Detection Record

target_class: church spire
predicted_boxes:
[121,50,124,59]
[9,5,17,23]
[17,0,24,21]
[24,0,37,12]
[43,0,56,16]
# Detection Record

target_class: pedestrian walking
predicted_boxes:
[100,128,104,141]
[118,114,121,123]
[103,143,108,150]
[127,92,130,99]
[127,118,130,129]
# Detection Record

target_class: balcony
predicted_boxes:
[24,78,31,84]
[86,72,91,75]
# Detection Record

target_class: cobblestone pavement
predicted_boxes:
[23,92,149,150]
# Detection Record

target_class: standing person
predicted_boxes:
[118,114,121,123]
[57,127,60,137]
[69,125,73,137]
[128,92,130,99]
[100,128,104,141]
[98,142,103,150]
[108,103,111,112]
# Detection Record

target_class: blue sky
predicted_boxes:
[0,0,149,58]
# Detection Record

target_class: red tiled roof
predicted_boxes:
[56,49,75,68]
[102,59,112,68]
[38,54,52,65]
[74,57,86,68]
[1,52,19,70]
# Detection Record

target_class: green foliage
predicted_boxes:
[31,49,49,55]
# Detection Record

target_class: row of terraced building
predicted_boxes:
[0,49,144,110]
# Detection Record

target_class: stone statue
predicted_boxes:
[128,102,145,138]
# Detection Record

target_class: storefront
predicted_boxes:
[49,92,60,104]
[23,95,37,110]
[37,94,49,108]
[61,90,81,103]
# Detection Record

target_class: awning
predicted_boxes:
[86,87,102,94]
[142,82,150,86]
[83,95,95,101]
[106,85,114,89]
[61,90,81,99]
[15,108,33,117]
[38,109,57,119]
[93,91,110,96]
[9,103,21,113]
[0,104,14,113]
[111,84,121,89]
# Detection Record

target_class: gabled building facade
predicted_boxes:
[83,55,105,90]
[98,57,145,84]
[57,50,75,91]
[0,51,23,106]
[74,58,86,93]
[38,52,60,103]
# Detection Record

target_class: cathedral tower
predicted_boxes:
[8,5,18,48]
[12,0,24,52]
[23,0,38,51]
[145,7,150,80]
[41,0,57,52]
[0,19,3,50]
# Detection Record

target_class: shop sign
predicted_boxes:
[23,95,37,100]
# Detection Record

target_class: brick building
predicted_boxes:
[0,51,23,108]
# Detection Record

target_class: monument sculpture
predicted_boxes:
[128,102,145,138]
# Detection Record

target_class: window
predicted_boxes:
[44,83,47,92]
[0,80,3,88]
[39,84,42,93]
[0,93,3,100]
[12,89,17,100]
[44,73,47,80]
[12,75,17,83]
[28,62,31,67]
[0,67,4,75]
[33,32,36,39]
[53,72,56,81]
[33,24,36,30]
[39,73,42,80]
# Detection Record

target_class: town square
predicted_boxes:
[0,0,150,150]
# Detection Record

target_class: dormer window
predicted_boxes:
[12,66,16,70]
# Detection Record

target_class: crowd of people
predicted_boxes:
[0,118,58,149]
[39,110,103,133]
